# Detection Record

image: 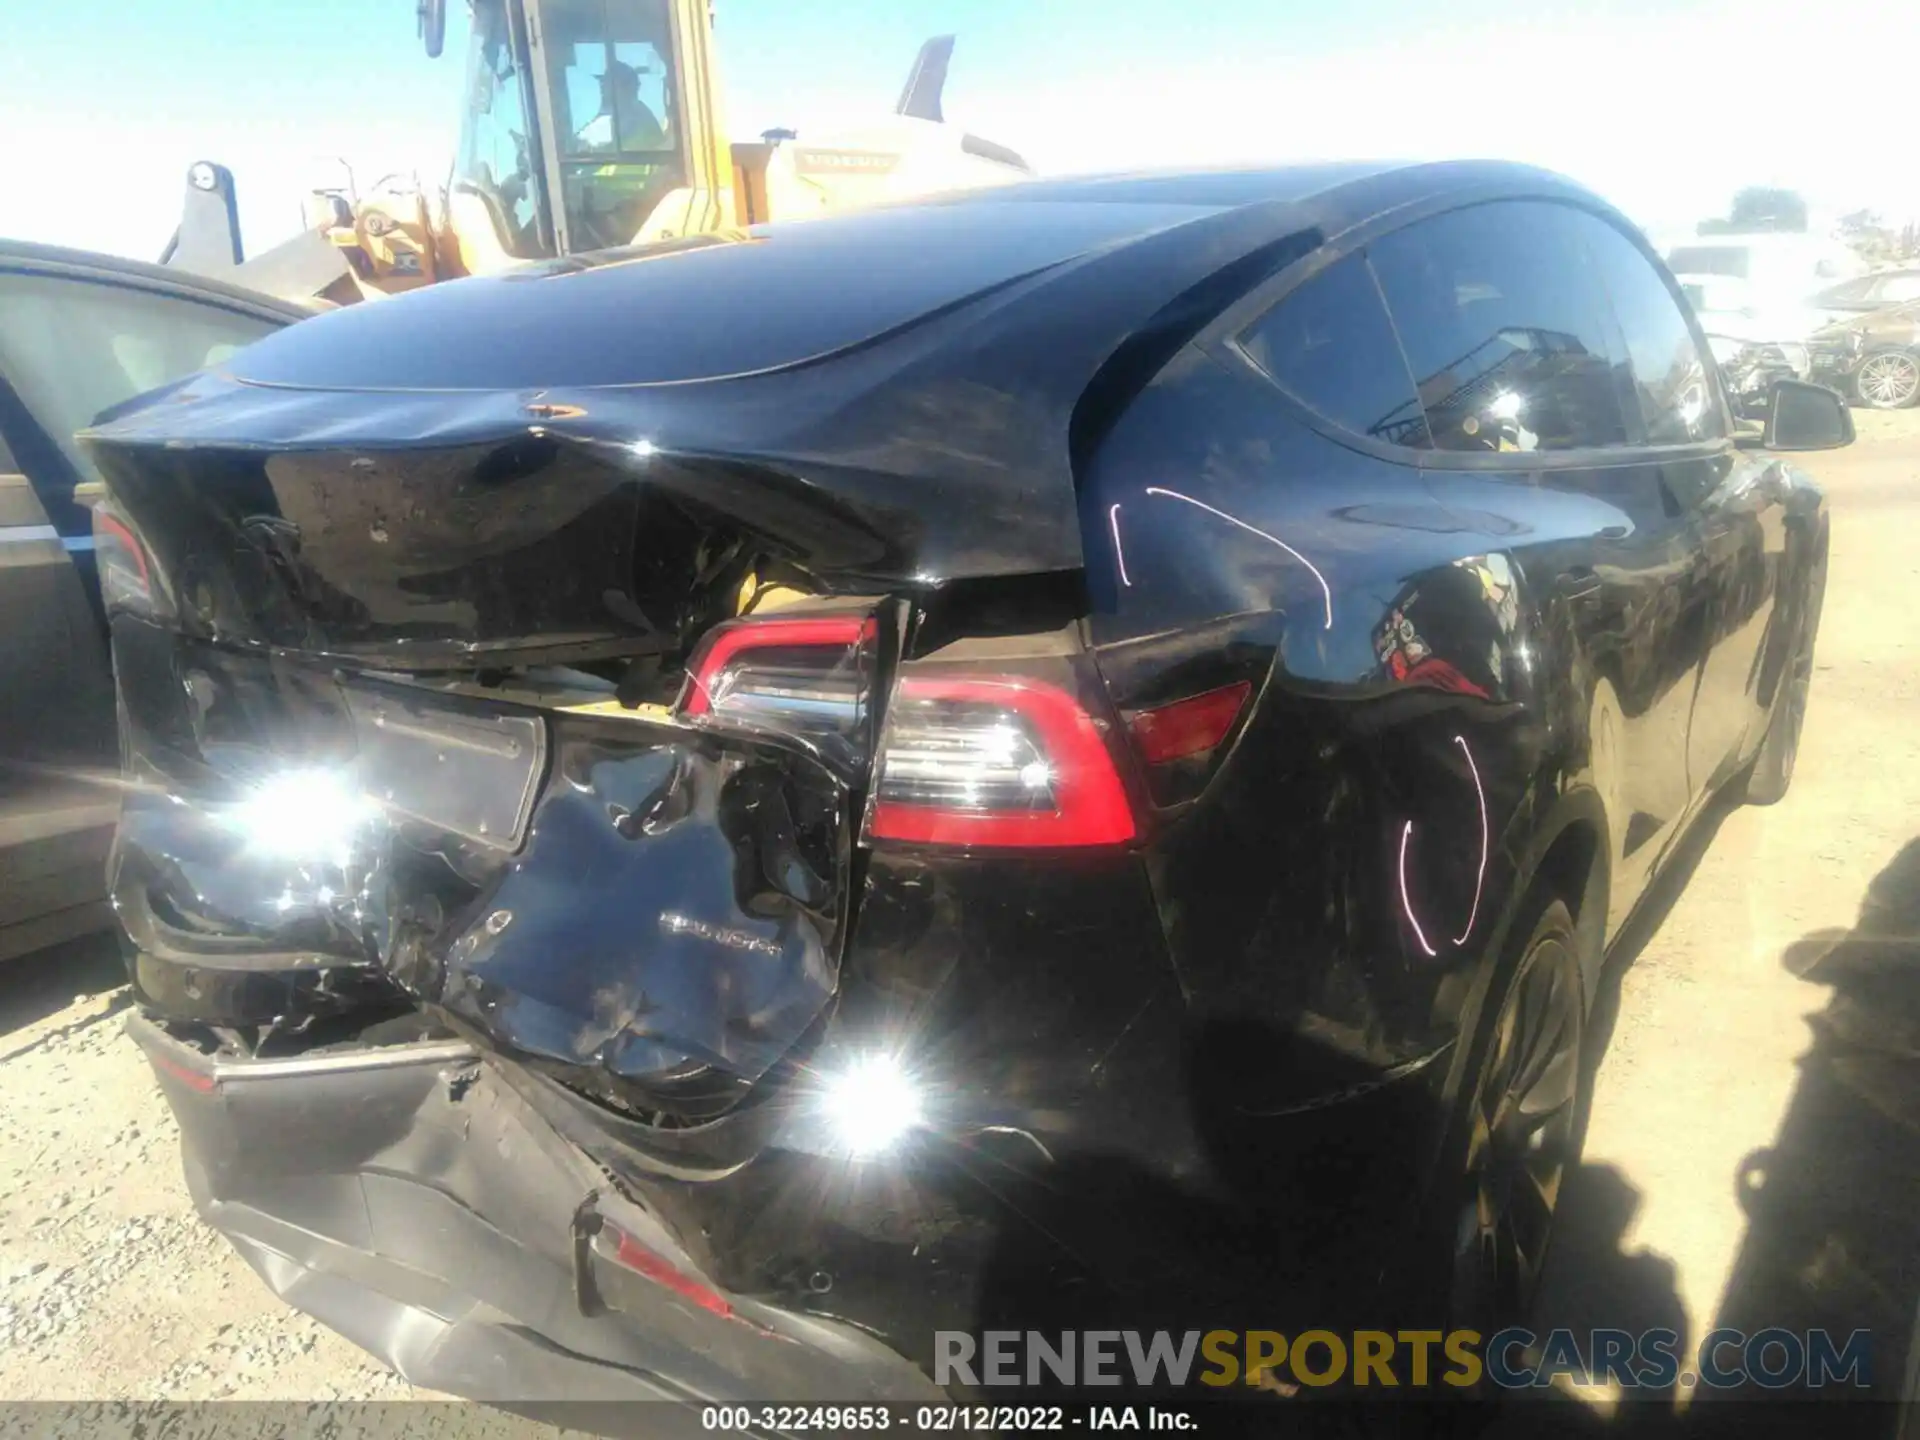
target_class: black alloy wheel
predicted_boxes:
[1449,897,1586,1341]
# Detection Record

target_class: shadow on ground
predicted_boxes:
[942,801,1754,1437]
[1489,833,1920,1438]
[0,927,126,1045]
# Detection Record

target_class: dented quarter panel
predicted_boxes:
[1075,310,1821,1104]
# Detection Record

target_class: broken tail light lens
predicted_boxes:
[867,674,1137,847]
[93,505,169,620]
[677,613,877,768]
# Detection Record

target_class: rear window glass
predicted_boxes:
[1370,201,1633,453]
[1238,252,1427,448]
[1666,246,1751,279]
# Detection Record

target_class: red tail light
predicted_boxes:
[1127,681,1252,764]
[677,613,876,766]
[867,675,1137,848]
[92,505,167,619]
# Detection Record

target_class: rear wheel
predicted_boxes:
[1446,897,1586,1343]
[1854,348,1920,409]
[1743,539,1826,806]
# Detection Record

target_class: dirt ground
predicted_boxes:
[2,410,1917,1411]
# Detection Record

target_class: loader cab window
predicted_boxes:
[453,0,548,258]
[534,0,687,252]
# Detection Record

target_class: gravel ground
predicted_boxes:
[2,408,1917,1411]
[0,960,419,1403]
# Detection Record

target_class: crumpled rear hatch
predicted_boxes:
[81,189,1264,1126]
[80,371,972,1125]
[104,574,884,1122]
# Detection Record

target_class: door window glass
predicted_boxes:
[536,0,686,252]
[0,273,283,495]
[1371,201,1633,453]
[1238,252,1428,448]
[1577,215,1727,445]
[453,0,547,258]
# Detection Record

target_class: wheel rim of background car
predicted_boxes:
[1857,352,1920,408]
[1451,925,1585,1335]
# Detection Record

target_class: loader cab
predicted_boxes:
[450,0,725,266]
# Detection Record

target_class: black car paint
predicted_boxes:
[86,163,1831,1399]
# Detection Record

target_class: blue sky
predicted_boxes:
[3,0,1913,260]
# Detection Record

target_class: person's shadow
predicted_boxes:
[961,1008,1702,1438]
[1677,836,1920,1438]
[1501,837,1920,1439]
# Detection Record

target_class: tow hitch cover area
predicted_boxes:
[345,684,545,848]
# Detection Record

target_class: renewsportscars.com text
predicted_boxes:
[934,1327,1873,1391]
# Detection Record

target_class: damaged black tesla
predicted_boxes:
[84,163,1847,1407]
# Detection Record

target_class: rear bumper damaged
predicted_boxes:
[129,1015,944,1404]
[111,616,1241,1398]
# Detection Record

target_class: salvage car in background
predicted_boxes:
[0,242,304,962]
[1810,299,1920,409]
[86,164,1846,1406]
[1666,232,1864,377]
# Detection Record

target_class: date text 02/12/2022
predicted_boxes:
[700,1407,1197,1431]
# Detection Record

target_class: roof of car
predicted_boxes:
[0,238,316,323]
[206,159,1595,395]
[904,158,1598,228]
[946,161,1407,209]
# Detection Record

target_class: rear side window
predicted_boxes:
[1577,215,1726,445]
[1238,252,1427,448]
[1369,201,1632,453]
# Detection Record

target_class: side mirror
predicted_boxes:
[1761,380,1854,451]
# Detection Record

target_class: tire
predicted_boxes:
[1381,896,1586,1437]
[1853,348,1920,410]
[1441,897,1587,1347]
[1743,536,1827,806]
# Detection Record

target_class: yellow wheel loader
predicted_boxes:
[163,0,1032,305]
